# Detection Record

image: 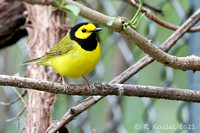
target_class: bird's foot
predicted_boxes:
[82,76,92,88]
[61,76,69,89]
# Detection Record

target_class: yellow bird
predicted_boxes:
[22,22,102,88]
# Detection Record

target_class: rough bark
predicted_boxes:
[0,1,27,49]
[25,3,65,133]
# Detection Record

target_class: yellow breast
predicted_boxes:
[49,42,101,78]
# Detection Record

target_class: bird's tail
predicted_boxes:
[18,57,41,66]
[19,55,50,66]
[22,57,41,64]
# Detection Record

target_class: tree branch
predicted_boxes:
[0,89,27,105]
[125,0,200,33]
[1,75,200,102]
[135,0,163,14]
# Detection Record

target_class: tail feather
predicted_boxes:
[22,57,41,64]
[18,57,41,66]
[19,56,50,66]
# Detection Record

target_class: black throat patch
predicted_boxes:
[70,23,98,51]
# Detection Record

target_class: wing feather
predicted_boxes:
[45,31,74,58]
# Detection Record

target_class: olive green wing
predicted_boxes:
[45,31,74,58]
[21,32,74,66]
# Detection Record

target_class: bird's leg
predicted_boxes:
[82,76,92,87]
[61,76,69,89]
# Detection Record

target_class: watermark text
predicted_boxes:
[134,123,195,130]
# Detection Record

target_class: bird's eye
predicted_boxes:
[82,28,86,33]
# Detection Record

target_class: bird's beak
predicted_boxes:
[90,28,102,32]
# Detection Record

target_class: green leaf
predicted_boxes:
[107,20,114,26]
[61,0,65,6]
[132,13,145,28]
[51,7,58,11]
[53,0,60,6]
[65,5,80,16]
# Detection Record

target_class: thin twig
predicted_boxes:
[11,0,55,6]
[12,87,27,106]
[6,106,27,122]
[0,89,27,105]
[134,0,164,15]
[90,125,97,133]
[81,0,93,9]
[5,87,27,122]
[125,0,200,32]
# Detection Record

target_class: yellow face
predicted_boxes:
[75,23,97,39]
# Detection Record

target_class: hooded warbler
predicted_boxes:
[22,22,102,88]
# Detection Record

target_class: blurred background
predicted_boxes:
[0,0,200,132]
